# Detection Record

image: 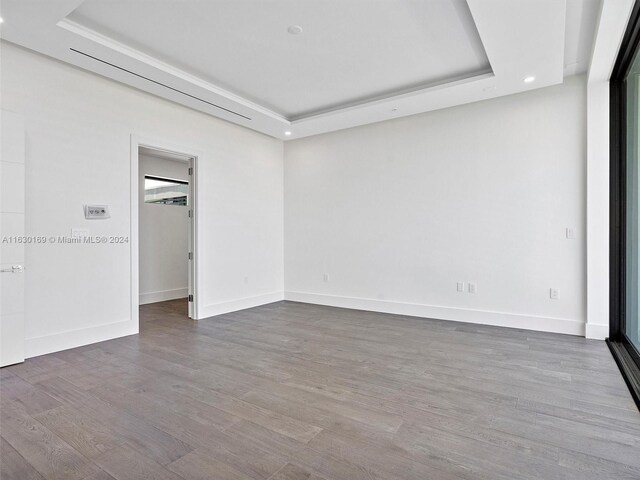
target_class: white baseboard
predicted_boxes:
[198,291,284,319]
[585,323,609,340]
[284,291,585,336]
[25,319,138,359]
[139,288,188,305]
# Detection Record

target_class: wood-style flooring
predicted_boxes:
[1,299,639,480]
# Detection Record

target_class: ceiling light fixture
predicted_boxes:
[523,76,536,83]
[0,17,4,24]
[287,25,303,35]
[284,131,292,136]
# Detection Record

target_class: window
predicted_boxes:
[144,176,188,206]
[610,0,640,411]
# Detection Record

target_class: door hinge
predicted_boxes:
[188,252,192,260]
[188,167,193,175]
[188,294,193,302]
[188,209,192,218]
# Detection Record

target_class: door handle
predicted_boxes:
[0,265,23,273]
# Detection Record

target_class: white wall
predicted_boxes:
[138,153,189,305]
[284,76,587,335]
[585,0,635,339]
[0,42,284,358]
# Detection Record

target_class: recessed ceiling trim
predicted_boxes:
[58,18,288,123]
[70,48,252,120]
[290,67,494,122]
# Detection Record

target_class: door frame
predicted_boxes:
[130,134,199,327]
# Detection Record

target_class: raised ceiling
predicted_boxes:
[1,0,600,140]
[67,0,491,120]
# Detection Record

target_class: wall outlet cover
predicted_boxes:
[71,228,90,239]
[84,205,110,219]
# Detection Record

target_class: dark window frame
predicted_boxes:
[608,0,640,411]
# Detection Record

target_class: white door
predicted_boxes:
[0,111,25,366]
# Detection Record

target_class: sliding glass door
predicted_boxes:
[610,1,640,411]
[626,50,640,355]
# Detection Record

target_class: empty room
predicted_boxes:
[1,0,640,479]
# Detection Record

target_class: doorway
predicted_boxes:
[131,138,197,323]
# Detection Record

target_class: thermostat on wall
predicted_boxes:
[84,205,110,219]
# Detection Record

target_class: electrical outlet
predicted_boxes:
[468,282,477,294]
[323,274,329,283]
[457,282,465,292]
[566,227,575,239]
[550,288,559,300]
[84,205,110,219]
[71,228,89,239]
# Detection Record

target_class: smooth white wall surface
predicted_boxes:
[139,153,189,304]
[0,42,284,357]
[585,0,635,339]
[285,76,587,335]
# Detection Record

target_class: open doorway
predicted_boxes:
[133,143,196,321]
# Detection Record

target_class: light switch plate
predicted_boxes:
[84,205,110,219]
[71,228,89,239]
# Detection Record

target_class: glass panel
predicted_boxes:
[144,176,188,206]
[625,50,640,352]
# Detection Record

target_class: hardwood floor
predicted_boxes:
[2,299,640,479]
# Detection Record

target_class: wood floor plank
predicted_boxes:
[1,298,638,480]
[0,373,61,414]
[35,377,194,466]
[268,463,328,480]
[166,450,255,480]
[92,445,184,480]
[32,406,122,459]
[0,400,101,480]
[0,437,45,480]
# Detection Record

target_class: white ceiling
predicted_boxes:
[0,0,601,140]
[67,0,491,120]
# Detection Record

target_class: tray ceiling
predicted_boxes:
[0,0,600,139]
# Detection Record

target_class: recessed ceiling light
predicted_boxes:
[284,131,292,136]
[0,17,4,24]
[287,25,303,35]
[524,76,536,83]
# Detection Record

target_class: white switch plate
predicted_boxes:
[468,283,477,294]
[323,274,329,282]
[566,227,575,239]
[71,228,89,239]
[550,288,559,300]
[457,282,465,292]
[84,205,110,219]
